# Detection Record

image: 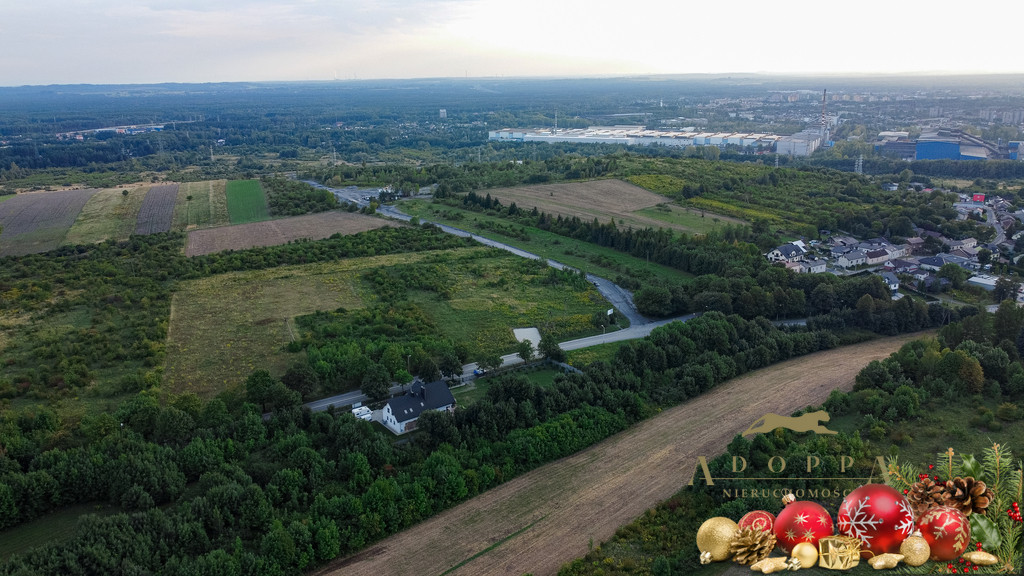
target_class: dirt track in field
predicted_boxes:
[315,332,927,576]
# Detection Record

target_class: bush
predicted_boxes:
[996,402,1020,421]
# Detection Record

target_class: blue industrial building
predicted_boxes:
[915,140,962,160]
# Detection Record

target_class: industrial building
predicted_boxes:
[775,130,823,156]
[487,126,781,150]
[875,129,1015,161]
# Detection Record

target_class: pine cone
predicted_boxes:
[730,527,776,565]
[942,476,993,516]
[907,476,945,517]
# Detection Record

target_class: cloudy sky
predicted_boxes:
[2,0,1020,86]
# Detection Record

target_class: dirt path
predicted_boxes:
[315,332,927,576]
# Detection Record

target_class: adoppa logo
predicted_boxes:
[688,409,888,489]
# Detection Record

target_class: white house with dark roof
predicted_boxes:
[766,242,807,263]
[382,380,456,434]
[837,250,866,268]
[800,260,827,274]
[879,271,900,293]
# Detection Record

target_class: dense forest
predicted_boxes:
[0,306,960,574]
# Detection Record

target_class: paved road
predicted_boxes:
[286,187,692,414]
[305,313,698,414]
[954,202,1005,245]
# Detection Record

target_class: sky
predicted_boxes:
[2,0,1021,86]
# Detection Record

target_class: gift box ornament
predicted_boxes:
[817,535,861,570]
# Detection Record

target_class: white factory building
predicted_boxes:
[488,126,782,150]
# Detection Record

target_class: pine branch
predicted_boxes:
[935,448,956,482]
[885,455,919,493]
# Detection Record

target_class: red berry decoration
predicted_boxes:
[837,484,916,558]
[738,510,776,533]
[917,506,970,562]
[773,494,834,554]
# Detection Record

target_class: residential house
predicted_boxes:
[879,271,900,293]
[837,250,866,268]
[766,242,806,263]
[945,238,978,250]
[382,380,456,434]
[887,259,919,274]
[800,260,827,274]
[864,249,890,265]
[905,237,926,254]
[967,275,998,291]
[918,256,945,271]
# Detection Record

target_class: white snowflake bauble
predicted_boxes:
[837,484,915,558]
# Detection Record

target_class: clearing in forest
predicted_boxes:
[482,180,743,234]
[317,332,926,576]
[0,188,97,256]
[63,185,148,245]
[164,253,432,396]
[225,179,269,224]
[184,211,399,256]
[173,180,229,231]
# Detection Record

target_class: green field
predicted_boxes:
[453,367,563,406]
[0,502,119,559]
[173,180,229,230]
[405,253,612,358]
[164,256,388,396]
[224,179,269,224]
[399,199,691,285]
[63,186,147,245]
[633,204,740,235]
[165,247,614,397]
[565,340,626,367]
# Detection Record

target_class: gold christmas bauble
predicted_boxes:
[791,541,818,567]
[898,534,930,567]
[696,517,739,562]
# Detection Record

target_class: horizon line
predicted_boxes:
[4,70,1024,89]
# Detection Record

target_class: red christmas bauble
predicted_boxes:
[773,499,833,553]
[739,510,776,533]
[837,483,916,558]
[917,506,970,561]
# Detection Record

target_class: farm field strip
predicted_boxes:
[174,180,229,231]
[134,184,179,235]
[184,211,398,256]
[481,180,743,234]
[163,253,441,396]
[63,186,148,245]
[225,179,269,224]
[318,332,926,576]
[0,188,97,256]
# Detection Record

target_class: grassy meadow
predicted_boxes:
[0,502,120,559]
[224,179,269,224]
[63,186,148,245]
[164,247,615,397]
[163,257,381,396]
[632,204,740,235]
[173,180,229,230]
[398,199,691,285]
[452,367,564,406]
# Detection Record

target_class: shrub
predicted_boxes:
[996,402,1020,421]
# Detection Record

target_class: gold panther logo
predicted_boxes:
[742,410,838,436]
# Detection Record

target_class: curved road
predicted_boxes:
[291,182,698,414]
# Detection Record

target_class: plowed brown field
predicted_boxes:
[316,332,927,576]
[184,211,398,256]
